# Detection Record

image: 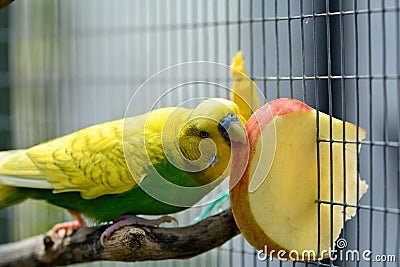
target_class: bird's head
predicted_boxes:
[176,98,247,185]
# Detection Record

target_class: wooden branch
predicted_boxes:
[0,0,13,9]
[0,209,240,266]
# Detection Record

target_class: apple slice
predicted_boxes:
[230,98,368,260]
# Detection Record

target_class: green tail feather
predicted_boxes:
[0,185,30,210]
[195,190,230,222]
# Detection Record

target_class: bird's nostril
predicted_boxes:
[228,114,237,120]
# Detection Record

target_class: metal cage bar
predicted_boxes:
[0,1,398,267]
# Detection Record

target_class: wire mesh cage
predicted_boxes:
[0,0,399,266]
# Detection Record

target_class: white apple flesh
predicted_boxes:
[230,98,368,260]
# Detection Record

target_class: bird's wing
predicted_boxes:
[26,119,138,199]
[0,107,182,199]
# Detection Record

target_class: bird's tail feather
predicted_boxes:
[0,150,44,178]
[0,184,30,210]
[0,150,52,190]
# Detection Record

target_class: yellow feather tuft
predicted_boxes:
[230,51,261,121]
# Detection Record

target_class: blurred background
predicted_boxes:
[0,0,399,266]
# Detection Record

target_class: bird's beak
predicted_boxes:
[228,122,247,144]
[218,114,247,144]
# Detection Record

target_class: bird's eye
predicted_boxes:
[200,131,209,138]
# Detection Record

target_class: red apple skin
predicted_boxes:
[229,98,313,254]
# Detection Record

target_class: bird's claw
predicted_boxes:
[50,212,86,238]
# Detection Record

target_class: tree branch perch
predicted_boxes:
[0,209,240,266]
[0,0,13,9]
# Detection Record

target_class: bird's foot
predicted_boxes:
[100,215,178,246]
[51,212,86,237]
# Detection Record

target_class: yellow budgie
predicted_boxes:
[0,98,246,244]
